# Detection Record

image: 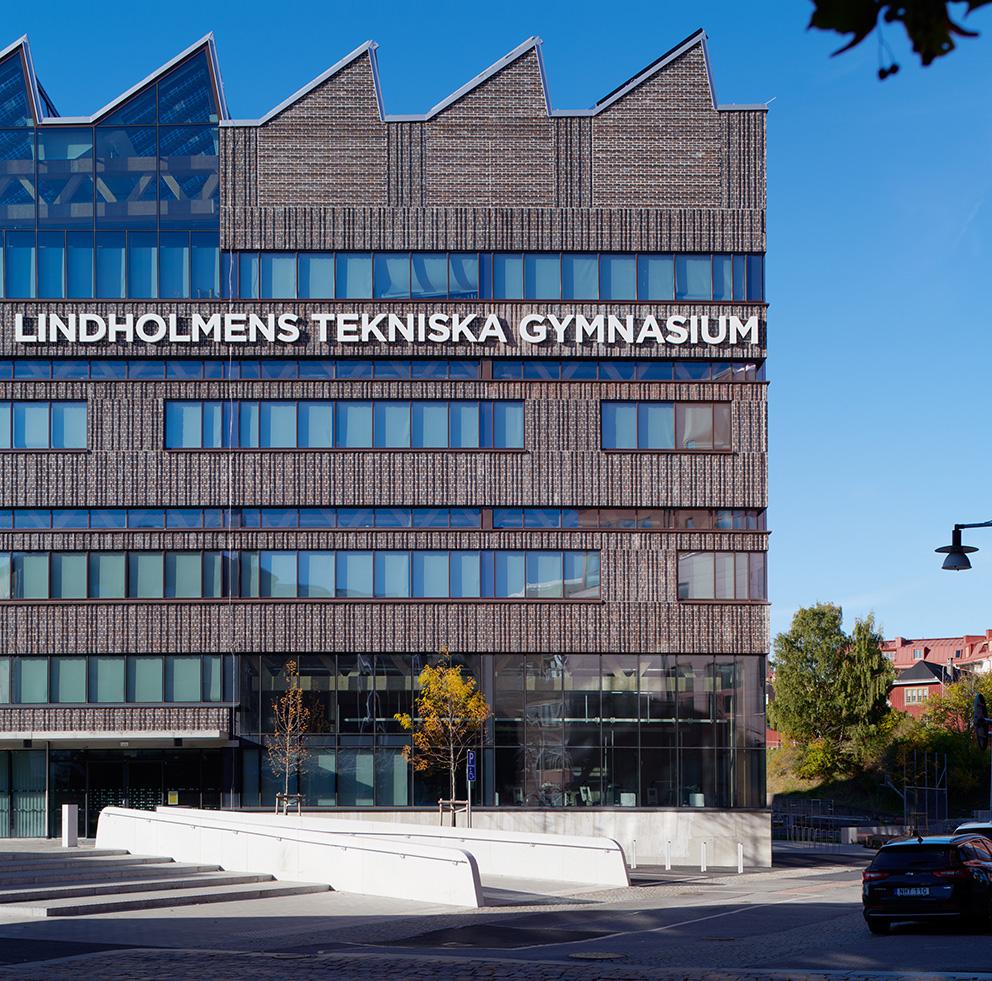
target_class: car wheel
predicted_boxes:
[866,918,890,935]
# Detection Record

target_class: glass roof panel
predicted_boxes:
[0,52,33,126]
[158,51,218,124]
[99,85,157,126]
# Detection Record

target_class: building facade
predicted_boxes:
[0,30,769,853]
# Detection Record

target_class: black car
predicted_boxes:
[863,834,992,934]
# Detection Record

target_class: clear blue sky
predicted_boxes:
[8,1,992,643]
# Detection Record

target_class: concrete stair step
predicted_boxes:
[0,854,168,875]
[0,863,222,888]
[0,849,127,860]
[0,879,331,917]
[0,872,275,904]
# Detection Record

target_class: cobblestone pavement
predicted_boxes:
[0,948,989,981]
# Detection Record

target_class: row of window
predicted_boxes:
[601,401,732,451]
[0,506,766,532]
[0,230,221,300]
[0,549,603,601]
[0,655,231,705]
[0,357,765,383]
[165,399,525,450]
[226,251,766,302]
[0,401,86,449]
[677,552,767,601]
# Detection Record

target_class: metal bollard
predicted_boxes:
[61,804,78,848]
[630,838,637,870]
[737,842,744,874]
[700,840,707,872]
[665,839,672,871]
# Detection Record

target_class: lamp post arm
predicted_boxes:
[955,520,992,531]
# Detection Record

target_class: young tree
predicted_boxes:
[769,603,849,745]
[770,605,897,776]
[265,659,312,811]
[395,645,491,807]
[838,613,895,732]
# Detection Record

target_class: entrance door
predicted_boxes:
[85,760,127,838]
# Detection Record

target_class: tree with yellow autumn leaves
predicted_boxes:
[395,645,491,805]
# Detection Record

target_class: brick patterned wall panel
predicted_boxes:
[0,706,232,733]
[425,50,554,207]
[255,54,388,207]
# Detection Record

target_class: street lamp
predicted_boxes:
[935,521,992,571]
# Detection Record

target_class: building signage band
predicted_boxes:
[10,312,760,348]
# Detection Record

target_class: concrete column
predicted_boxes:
[61,804,78,847]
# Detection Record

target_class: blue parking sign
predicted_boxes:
[466,750,476,783]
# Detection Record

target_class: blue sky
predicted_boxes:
[8,1,992,642]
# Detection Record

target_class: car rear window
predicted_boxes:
[871,846,957,871]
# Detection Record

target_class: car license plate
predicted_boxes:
[895,887,929,897]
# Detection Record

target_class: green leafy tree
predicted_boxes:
[809,0,991,77]
[770,604,895,777]
[769,603,849,745]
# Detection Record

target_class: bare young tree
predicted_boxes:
[265,659,312,813]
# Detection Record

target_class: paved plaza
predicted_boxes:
[0,844,988,980]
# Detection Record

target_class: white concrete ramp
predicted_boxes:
[97,807,483,908]
[160,807,630,888]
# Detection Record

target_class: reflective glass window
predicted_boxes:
[678,552,715,600]
[166,656,201,701]
[601,402,637,449]
[675,255,712,300]
[411,401,448,447]
[492,254,522,299]
[374,253,410,299]
[494,402,524,448]
[495,552,525,598]
[336,401,372,448]
[128,656,164,702]
[600,254,635,300]
[38,128,94,228]
[166,401,201,448]
[412,552,448,597]
[127,230,158,297]
[158,125,219,227]
[637,254,674,300]
[298,253,333,298]
[336,551,373,598]
[524,254,560,299]
[562,254,598,299]
[89,553,125,598]
[13,402,48,449]
[299,551,334,598]
[158,231,189,298]
[0,131,36,229]
[0,53,33,127]
[238,252,259,298]
[66,232,94,297]
[713,254,733,300]
[259,401,296,448]
[733,255,747,300]
[37,231,65,297]
[374,401,411,447]
[16,658,48,703]
[448,253,479,298]
[261,252,296,298]
[527,552,563,598]
[298,401,333,448]
[637,402,675,449]
[13,553,48,598]
[336,253,372,298]
[53,657,87,703]
[51,553,87,599]
[95,231,125,297]
[677,404,715,450]
[450,551,481,597]
[158,51,219,123]
[374,551,411,597]
[191,231,219,298]
[128,552,164,598]
[747,255,764,300]
[260,551,297,597]
[5,230,35,296]
[90,656,125,703]
[411,253,446,297]
[165,552,202,598]
[449,401,479,448]
[95,127,157,228]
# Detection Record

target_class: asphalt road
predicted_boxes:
[0,856,989,979]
